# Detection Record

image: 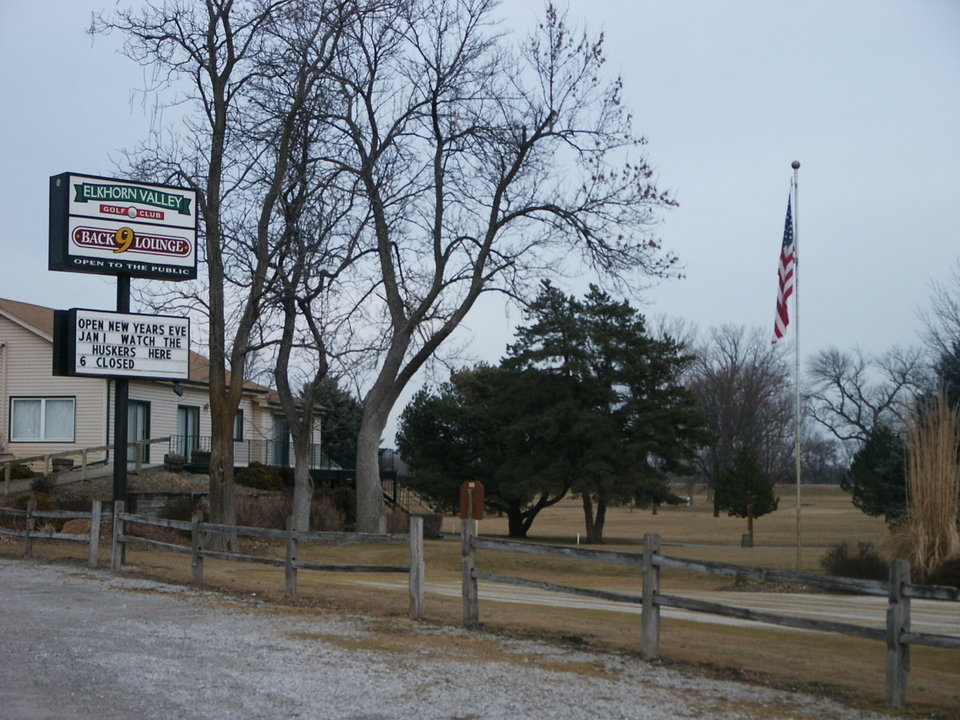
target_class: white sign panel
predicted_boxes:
[50,172,198,280]
[64,309,190,380]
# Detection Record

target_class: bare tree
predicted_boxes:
[919,258,960,360]
[267,172,369,530]
[248,2,372,531]
[312,0,680,531]
[687,325,793,512]
[96,0,355,547]
[101,0,681,535]
[806,346,929,446]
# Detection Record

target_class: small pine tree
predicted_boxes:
[714,446,779,518]
[842,424,906,525]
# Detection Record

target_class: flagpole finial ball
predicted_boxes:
[791,161,801,169]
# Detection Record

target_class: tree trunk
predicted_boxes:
[207,411,238,552]
[593,498,608,543]
[580,493,607,543]
[291,439,313,532]
[507,505,528,538]
[355,412,386,533]
[581,493,595,542]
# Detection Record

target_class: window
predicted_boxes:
[10,397,75,442]
[272,414,290,466]
[234,409,244,441]
[127,400,151,463]
[177,405,200,458]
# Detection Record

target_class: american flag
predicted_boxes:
[773,196,795,343]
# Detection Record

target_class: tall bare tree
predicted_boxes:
[687,325,793,512]
[806,346,929,446]
[96,0,355,546]
[253,3,370,531]
[312,0,680,531]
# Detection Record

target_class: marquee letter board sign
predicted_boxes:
[49,172,197,280]
[53,308,190,381]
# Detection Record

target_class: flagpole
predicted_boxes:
[792,160,801,571]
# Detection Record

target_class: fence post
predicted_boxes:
[24,498,36,558]
[135,441,143,473]
[461,518,479,627]
[642,533,661,660]
[886,559,911,708]
[408,515,425,620]
[111,500,125,572]
[191,509,204,586]
[285,516,298,597]
[88,500,101,569]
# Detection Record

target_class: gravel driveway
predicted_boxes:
[0,559,896,720]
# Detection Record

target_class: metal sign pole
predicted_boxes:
[112,275,130,503]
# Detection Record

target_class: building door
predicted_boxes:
[272,415,290,466]
[127,400,150,463]
[177,406,200,459]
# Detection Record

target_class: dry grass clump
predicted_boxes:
[893,391,960,580]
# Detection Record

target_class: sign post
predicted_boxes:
[114,277,130,503]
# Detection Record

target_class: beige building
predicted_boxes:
[0,298,322,469]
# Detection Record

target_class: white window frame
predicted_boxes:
[10,397,76,442]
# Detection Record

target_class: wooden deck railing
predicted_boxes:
[1,436,172,494]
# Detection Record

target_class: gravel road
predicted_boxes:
[0,559,897,720]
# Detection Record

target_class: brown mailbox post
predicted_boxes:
[459,481,485,520]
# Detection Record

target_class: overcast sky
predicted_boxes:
[2,0,958,440]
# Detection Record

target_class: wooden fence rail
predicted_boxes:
[2,436,172,494]
[110,501,425,619]
[0,499,103,568]
[462,527,960,709]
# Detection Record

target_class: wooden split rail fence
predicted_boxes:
[460,521,960,709]
[0,499,103,568]
[110,501,425,619]
[5,504,957,708]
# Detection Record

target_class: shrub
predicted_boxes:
[331,487,356,526]
[385,507,409,534]
[159,496,201,523]
[927,557,960,588]
[6,463,34,480]
[310,495,345,532]
[56,497,97,514]
[236,493,291,529]
[30,475,56,495]
[235,462,286,492]
[820,541,890,581]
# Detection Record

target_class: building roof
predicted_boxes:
[0,297,54,338]
[0,297,268,392]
